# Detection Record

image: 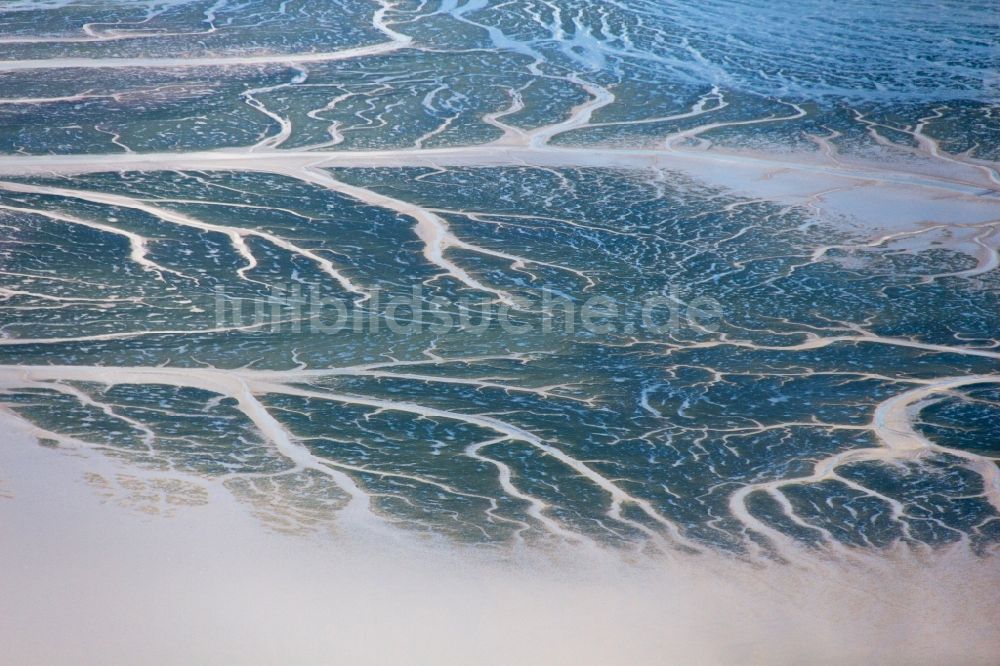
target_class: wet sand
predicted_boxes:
[1,423,998,665]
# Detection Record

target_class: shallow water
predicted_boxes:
[0,1,998,662]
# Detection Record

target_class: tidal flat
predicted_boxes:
[0,0,998,663]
